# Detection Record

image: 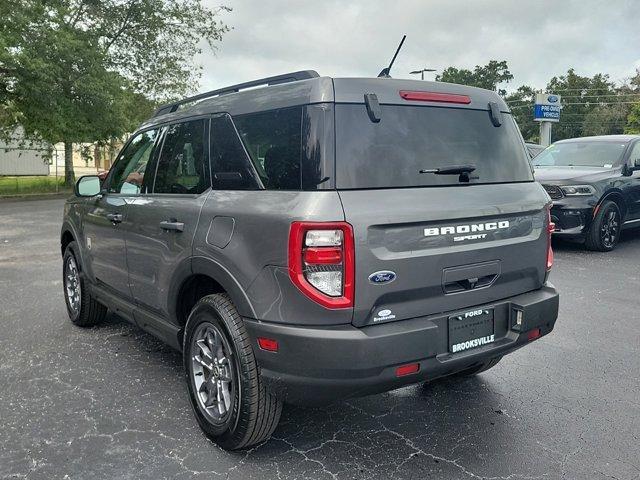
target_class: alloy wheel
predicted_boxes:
[601,208,620,249]
[190,322,235,424]
[64,256,81,316]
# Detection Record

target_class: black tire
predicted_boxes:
[452,356,503,378]
[183,293,282,450]
[62,241,107,327]
[585,200,622,252]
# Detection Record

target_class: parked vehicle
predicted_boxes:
[61,71,559,449]
[526,142,546,159]
[533,135,640,251]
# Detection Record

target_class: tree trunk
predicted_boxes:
[64,141,75,187]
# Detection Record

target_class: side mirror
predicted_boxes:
[634,158,640,169]
[75,175,102,197]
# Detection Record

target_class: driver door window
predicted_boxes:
[108,129,158,194]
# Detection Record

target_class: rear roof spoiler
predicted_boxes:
[152,70,320,118]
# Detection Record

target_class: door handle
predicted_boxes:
[160,220,185,232]
[106,213,123,224]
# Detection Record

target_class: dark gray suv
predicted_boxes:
[61,71,559,449]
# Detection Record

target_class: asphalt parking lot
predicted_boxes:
[1,197,639,480]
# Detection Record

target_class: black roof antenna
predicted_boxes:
[378,35,407,78]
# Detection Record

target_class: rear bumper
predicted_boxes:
[244,283,559,405]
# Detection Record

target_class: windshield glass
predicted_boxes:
[335,104,532,189]
[533,141,627,168]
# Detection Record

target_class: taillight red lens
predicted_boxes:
[546,206,554,271]
[399,90,471,104]
[303,247,342,264]
[288,222,354,309]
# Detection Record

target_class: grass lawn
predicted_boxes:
[0,176,71,196]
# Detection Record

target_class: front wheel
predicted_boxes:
[585,200,621,252]
[63,241,107,327]
[183,294,282,450]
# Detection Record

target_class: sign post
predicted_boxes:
[534,93,561,147]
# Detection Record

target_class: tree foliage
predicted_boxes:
[0,0,230,184]
[436,60,513,96]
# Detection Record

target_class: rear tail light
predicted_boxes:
[546,206,555,271]
[399,90,471,104]
[288,222,354,309]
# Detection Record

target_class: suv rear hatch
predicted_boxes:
[332,81,550,326]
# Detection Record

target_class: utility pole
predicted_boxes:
[410,68,436,80]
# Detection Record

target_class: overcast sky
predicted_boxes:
[198,0,640,94]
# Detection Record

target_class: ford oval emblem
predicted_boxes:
[378,309,392,317]
[368,271,397,284]
[547,95,558,103]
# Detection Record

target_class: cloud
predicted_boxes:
[198,0,640,93]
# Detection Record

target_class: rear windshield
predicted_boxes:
[335,104,533,189]
[532,141,627,168]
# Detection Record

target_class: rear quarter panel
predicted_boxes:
[193,190,351,325]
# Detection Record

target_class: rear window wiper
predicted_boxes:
[419,164,476,175]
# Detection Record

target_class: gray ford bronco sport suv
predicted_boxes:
[61,71,559,450]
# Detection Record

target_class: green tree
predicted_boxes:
[626,103,640,134]
[504,85,539,142]
[436,60,513,95]
[545,69,618,141]
[582,105,627,136]
[1,0,230,186]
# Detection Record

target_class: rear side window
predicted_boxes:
[335,104,533,189]
[153,119,209,194]
[234,107,302,190]
[210,114,262,190]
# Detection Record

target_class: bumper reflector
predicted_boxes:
[396,363,420,377]
[258,337,279,352]
[527,328,541,341]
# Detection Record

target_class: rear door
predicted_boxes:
[124,118,210,319]
[334,102,550,326]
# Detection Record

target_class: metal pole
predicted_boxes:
[55,148,59,193]
[539,122,552,147]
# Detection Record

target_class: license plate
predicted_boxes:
[448,308,495,353]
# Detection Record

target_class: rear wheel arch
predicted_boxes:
[173,257,257,330]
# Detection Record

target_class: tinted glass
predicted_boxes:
[533,141,628,168]
[108,129,158,194]
[335,105,533,189]
[234,107,302,190]
[154,120,208,194]
[210,115,262,190]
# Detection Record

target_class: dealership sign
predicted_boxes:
[534,93,561,122]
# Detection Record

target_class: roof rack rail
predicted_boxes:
[152,70,320,117]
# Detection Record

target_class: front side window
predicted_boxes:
[234,107,303,190]
[153,119,209,194]
[108,129,158,194]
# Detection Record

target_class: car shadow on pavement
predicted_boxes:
[88,311,522,478]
